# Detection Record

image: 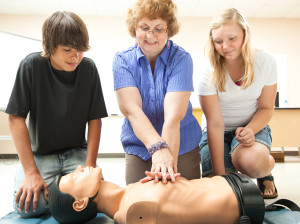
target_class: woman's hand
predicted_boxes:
[235,127,255,147]
[150,148,177,184]
[139,171,181,183]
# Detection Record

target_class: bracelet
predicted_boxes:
[147,141,168,156]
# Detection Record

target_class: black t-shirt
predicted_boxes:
[5,52,108,155]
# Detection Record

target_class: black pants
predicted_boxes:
[223,173,265,224]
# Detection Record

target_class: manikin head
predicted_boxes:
[49,166,102,224]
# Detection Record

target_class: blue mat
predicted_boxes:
[0,211,115,224]
[2,208,298,224]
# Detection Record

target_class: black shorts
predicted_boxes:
[222,173,265,224]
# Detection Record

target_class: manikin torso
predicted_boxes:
[109,176,239,224]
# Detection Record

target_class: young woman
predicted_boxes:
[198,8,278,199]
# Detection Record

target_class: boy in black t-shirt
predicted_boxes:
[5,11,107,218]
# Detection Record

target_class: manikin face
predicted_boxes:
[211,21,244,63]
[135,17,168,60]
[59,165,102,200]
[50,45,84,72]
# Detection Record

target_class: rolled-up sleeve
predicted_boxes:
[167,53,194,92]
[113,53,137,90]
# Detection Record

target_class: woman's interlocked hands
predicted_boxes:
[140,170,181,183]
[141,148,179,184]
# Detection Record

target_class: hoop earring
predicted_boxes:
[167,39,170,49]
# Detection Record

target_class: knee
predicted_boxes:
[242,163,262,178]
[237,157,262,178]
[233,151,271,178]
[14,204,48,218]
[13,194,48,218]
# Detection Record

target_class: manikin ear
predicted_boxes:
[73,197,89,212]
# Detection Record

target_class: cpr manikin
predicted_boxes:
[49,165,265,224]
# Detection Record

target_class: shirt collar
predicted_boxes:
[136,45,145,61]
[135,40,172,66]
[159,40,171,65]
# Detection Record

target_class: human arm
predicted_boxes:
[116,87,174,183]
[150,52,194,182]
[85,119,101,167]
[116,87,163,147]
[154,91,191,181]
[235,84,277,146]
[8,114,48,213]
[199,94,226,176]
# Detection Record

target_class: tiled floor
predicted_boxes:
[0,155,299,218]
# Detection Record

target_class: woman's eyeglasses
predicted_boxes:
[136,26,168,35]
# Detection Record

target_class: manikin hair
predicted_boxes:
[48,175,97,224]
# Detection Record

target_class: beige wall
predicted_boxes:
[1,14,300,107]
[0,112,16,154]
[1,15,299,154]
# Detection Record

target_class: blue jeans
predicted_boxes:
[200,125,272,177]
[13,147,87,218]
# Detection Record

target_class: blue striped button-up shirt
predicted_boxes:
[113,40,202,160]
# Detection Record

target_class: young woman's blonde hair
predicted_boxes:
[205,8,254,92]
[126,0,180,38]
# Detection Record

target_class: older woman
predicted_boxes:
[113,0,202,185]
